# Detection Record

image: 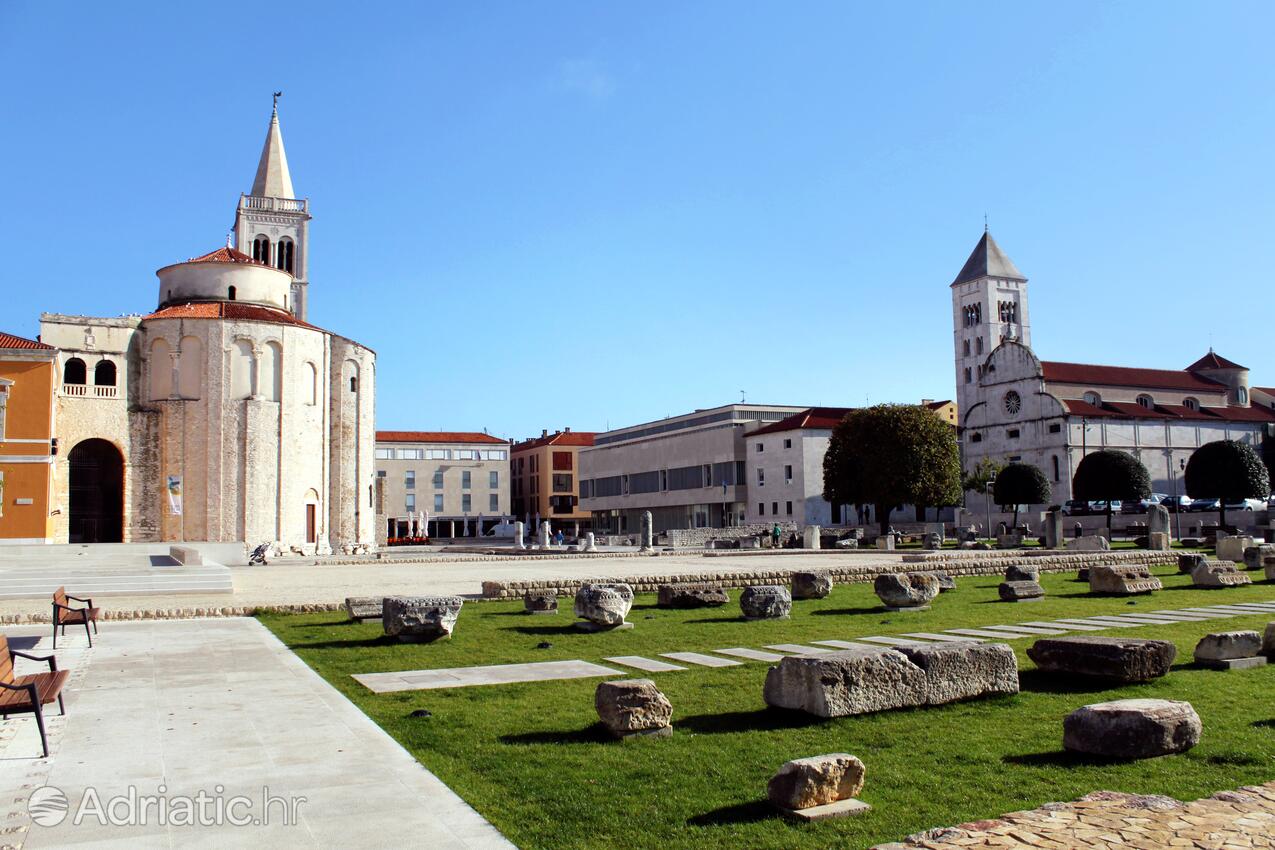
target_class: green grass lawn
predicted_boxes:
[261,567,1275,850]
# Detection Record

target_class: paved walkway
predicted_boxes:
[0,551,907,620]
[0,619,511,849]
[877,784,1275,849]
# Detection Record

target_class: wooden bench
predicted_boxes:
[52,587,99,649]
[0,635,69,757]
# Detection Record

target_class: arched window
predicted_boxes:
[63,357,86,385]
[1238,386,1249,405]
[178,336,202,399]
[252,235,271,265]
[1136,394,1153,409]
[1083,391,1102,406]
[94,360,116,387]
[970,432,982,443]
[264,341,283,402]
[276,237,294,273]
[231,340,256,399]
[1183,397,1199,412]
[228,286,237,301]
[349,376,357,393]
[1052,455,1060,482]
[305,361,318,405]
[149,339,172,400]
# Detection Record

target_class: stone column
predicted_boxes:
[539,521,551,548]
[640,511,653,551]
[584,532,597,552]
[514,521,525,550]
[803,525,821,549]
[1044,509,1063,549]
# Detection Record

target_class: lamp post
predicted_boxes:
[985,477,996,543]
[1169,457,1185,541]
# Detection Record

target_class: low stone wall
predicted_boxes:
[0,603,344,626]
[313,551,653,567]
[478,550,1175,599]
[663,523,798,548]
[903,549,1173,565]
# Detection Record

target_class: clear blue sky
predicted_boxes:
[2,2,1271,441]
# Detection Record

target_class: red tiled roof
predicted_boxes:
[0,331,54,351]
[511,431,597,451]
[143,301,319,330]
[1042,361,1224,393]
[187,246,268,266]
[748,407,853,437]
[1253,387,1275,396]
[925,400,954,410]
[1186,351,1246,372]
[376,431,507,445]
[1062,398,1275,424]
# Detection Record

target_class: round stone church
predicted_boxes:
[40,106,376,553]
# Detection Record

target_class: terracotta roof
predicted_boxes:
[376,431,507,445]
[187,246,268,266]
[143,301,319,329]
[1253,387,1275,396]
[1185,350,1247,372]
[926,400,954,410]
[1042,361,1225,393]
[511,431,597,451]
[748,407,853,437]
[0,331,54,351]
[1062,398,1275,424]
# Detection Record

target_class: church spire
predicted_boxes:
[250,95,295,199]
[951,230,1025,287]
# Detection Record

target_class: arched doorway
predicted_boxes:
[68,439,124,543]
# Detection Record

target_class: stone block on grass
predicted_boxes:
[892,641,1020,705]
[344,596,383,621]
[1063,699,1200,759]
[1005,564,1039,583]
[873,572,940,610]
[1088,564,1162,595]
[595,679,672,739]
[740,585,792,620]
[1178,553,1206,573]
[998,580,1045,602]
[762,647,928,717]
[1243,544,1275,571]
[1194,631,1265,669]
[1217,536,1255,562]
[791,572,833,600]
[574,583,634,628]
[1190,561,1251,588]
[523,590,558,614]
[1026,637,1176,683]
[657,583,729,609]
[382,596,463,642]
[767,753,866,813]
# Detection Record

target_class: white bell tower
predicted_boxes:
[950,228,1030,417]
[233,94,312,321]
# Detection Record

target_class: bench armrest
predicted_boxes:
[10,650,57,672]
[66,595,93,605]
[0,681,38,703]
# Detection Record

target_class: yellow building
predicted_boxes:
[510,429,596,533]
[924,399,958,427]
[0,331,58,544]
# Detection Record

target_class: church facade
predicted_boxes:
[39,105,376,552]
[952,231,1275,505]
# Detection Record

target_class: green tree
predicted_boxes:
[961,456,1006,495]
[823,404,962,537]
[1071,450,1151,531]
[993,462,1052,529]
[1184,439,1271,528]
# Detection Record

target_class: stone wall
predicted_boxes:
[663,522,798,548]
[479,550,1176,598]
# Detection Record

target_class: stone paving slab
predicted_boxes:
[1018,620,1108,631]
[354,660,624,693]
[1053,617,1141,628]
[763,643,833,655]
[877,782,1275,850]
[945,627,1042,639]
[900,632,985,643]
[1079,615,1174,625]
[810,638,884,649]
[1122,611,1216,621]
[854,635,932,646]
[713,647,788,662]
[978,624,1070,636]
[604,655,688,672]
[659,651,742,668]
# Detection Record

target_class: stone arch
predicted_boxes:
[231,339,256,399]
[263,341,283,402]
[67,438,124,543]
[63,357,87,386]
[304,361,318,405]
[93,360,116,387]
[178,335,202,399]
[150,338,172,400]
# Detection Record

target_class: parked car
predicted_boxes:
[1189,498,1220,512]
[1090,500,1122,514]
[1159,495,1192,513]
[1123,494,1169,514]
[1061,500,1090,516]
[1225,498,1265,512]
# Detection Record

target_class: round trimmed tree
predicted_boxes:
[992,462,1051,529]
[1184,439,1271,527]
[822,404,962,537]
[1071,450,1151,530]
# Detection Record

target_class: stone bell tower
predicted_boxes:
[233,94,312,321]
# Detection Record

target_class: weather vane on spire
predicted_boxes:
[272,91,282,112]
[984,213,989,233]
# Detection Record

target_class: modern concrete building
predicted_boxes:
[510,429,595,534]
[375,431,510,539]
[36,105,377,553]
[578,404,805,534]
[953,230,1275,505]
[0,331,58,544]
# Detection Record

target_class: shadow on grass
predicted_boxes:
[682,617,744,625]
[289,635,398,649]
[1017,670,1120,695]
[500,723,613,746]
[686,799,775,827]
[677,708,827,735]
[504,624,587,636]
[1002,750,1133,768]
[810,607,884,617]
[1251,719,1275,729]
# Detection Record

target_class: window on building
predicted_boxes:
[757,468,765,486]
[0,390,6,440]
[660,469,668,491]
[489,493,499,512]
[462,494,472,512]
[702,464,712,486]
[1238,386,1249,404]
[962,339,970,356]
[349,376,357,393]
[1183,397,1199,412]
[462,471,471,489]
[375,448,392,459]
[396,448,424,460]
[1136,394,1154,409]
[1048,422,1062,433]
[785,501,792,515]
[758,502,765,516]
[970,432,982,443]
[376,470,386,478]
[964,367,972,384]
[94,360,116,386]
[1083,391,1102,406]
[784,464,793,483]
[756,442,764,452]
[276,237,295,273]
[228,286,237,301]
[772,501,778,515]
[783,438,792,449]
[405,471,415,489]
[1007,428,1020,439]
[405,494,416,512]
[433,493,443,512]
[63,357,86,385]
[426,449,451,460]
[489,470,499,489]
[552,473,572,492]
[252,234,271,264]
[976,336,984,354]
[1052,455,1060,482]
[432,470,444,489]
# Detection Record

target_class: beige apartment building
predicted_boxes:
[375,431,510,539]
[509,429,596,533]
